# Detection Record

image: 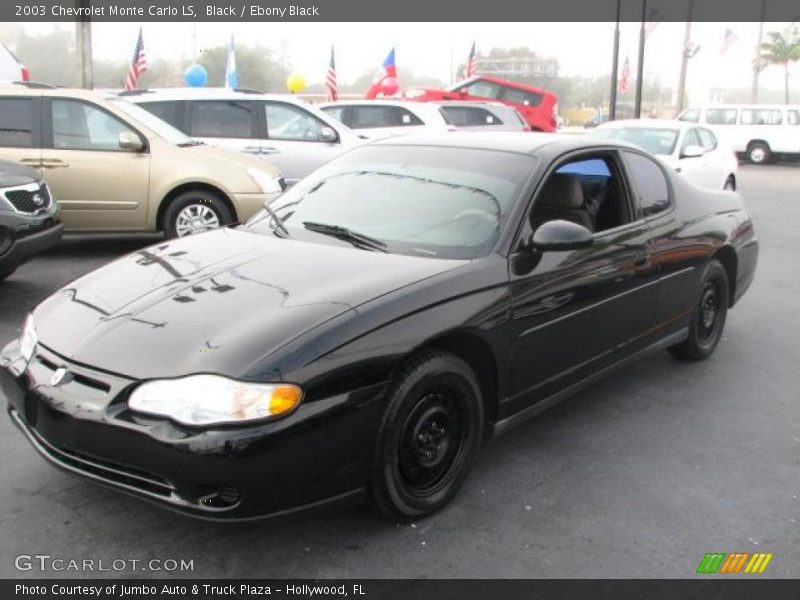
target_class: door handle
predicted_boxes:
[20,158,41,167]
[260,147,281,155]
[41,160,69,169]
[243,146,261,154]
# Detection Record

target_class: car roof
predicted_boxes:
[369,131,590,155]
[0,83,116,101]
[451,75,553,96]
[320,99,439,110]
[433,100,510,109]
[121,87,311,105]
[598,118,691,131]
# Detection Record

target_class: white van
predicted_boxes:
[678,104,800,164]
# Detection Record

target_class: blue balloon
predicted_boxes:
[184,64,208,87]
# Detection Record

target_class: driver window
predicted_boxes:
[265,102,326,141]
[530,155,630,236]
[681,128,702,154]
[51,100,136,151]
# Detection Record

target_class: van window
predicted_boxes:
[740,109,782,126]
[140,101,184,130]
[705,108,737,125]
[697,128,718,151]
[190,100,255,138]
[678,108,700,123]
[51,99,136,151]
[265,102,329,141]
[458,80,502,99]
[441,106,504,126]
[348,105,423,129]
[501,86,542,107]
[0,98,34,148]
[788,110,799,125]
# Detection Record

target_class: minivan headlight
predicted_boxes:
[128,375,302,427]
[247,168,284,194]
[19,314,37,363]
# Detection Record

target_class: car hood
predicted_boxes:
[33,228,467,380]
[0,160,39,187]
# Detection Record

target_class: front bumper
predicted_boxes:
[1,342,386,521]
[0,221,63,272]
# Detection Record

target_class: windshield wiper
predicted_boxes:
[264,204,290,237]
[303,221,387,252]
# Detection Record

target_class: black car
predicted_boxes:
[0,133,758,521]
[0,159,62,281]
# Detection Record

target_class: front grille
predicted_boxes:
[4,184,51,214]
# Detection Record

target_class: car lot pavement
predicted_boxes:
[0,165,798,578]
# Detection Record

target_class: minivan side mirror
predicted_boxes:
[681,144,705,159]
[530,220,593,252]
[118,131,144,152]
[320,126,338,143]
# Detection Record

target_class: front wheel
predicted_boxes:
[668,260,730,361]
[370,350,484,522]
[163,190,233,239]
[747,142,771,165]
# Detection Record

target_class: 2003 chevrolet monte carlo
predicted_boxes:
[0,133,758,522]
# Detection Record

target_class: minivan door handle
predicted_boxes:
[260,147,281,155]
[20,158,41,166]
[243,146,262,154]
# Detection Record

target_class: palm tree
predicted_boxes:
[758,28,800,104]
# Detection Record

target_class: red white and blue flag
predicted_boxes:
[466,42,478,78]
[124,27,148,91]
[365,48,396,99]
[618,56,631,96]
[721,28,739,55]
[325,46,338,101]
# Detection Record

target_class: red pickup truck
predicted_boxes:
[402,75,558,132]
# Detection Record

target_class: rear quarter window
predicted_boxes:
[623,151,671,218]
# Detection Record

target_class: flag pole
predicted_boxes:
[634,0,647,118]
[675,0,695,116]
[608,0,621,121]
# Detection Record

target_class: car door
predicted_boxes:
[696,127,729,189]
[262,101,342,185]
[507,151,659,413]
[41,97,150,231]
[0,95,42,173]
[187,99,261,155]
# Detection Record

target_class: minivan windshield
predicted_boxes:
[109,98,195,146]
[246,145,535,259]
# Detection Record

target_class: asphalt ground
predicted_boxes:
[0,164,797,578]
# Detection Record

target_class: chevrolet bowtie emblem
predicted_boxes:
[50,367,69,386]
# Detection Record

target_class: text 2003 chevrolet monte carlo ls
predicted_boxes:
[1,133,758,522]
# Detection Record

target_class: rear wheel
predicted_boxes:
[163,190,233,239]
[668,260,729,361]
[370,350,483,522]
[747,142,771,165]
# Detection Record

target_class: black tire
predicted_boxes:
[162,190,234,239]
[0,267,17,282]
[370,350,484,522]
[747,142,771,165]
[668,260,730,361]
[724,176,736,191]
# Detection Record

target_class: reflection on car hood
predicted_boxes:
[33,228,467,380]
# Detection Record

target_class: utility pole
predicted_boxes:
[75,0,93,88]
[675,0,695,115]
[608,0,621,121]
[634,0,647,118]
[751,0,767,103]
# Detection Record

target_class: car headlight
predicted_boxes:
[247,168,285,195]
[19,314,37,363]
[128,374,302,427]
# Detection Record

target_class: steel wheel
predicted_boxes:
[696,280,721,345]
[174,203,221,237]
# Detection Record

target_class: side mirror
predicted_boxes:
[531,220,593,252]
[320,126,338,143]
[681,144,705,158]
[118,131,144,152]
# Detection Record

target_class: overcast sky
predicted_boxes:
[22,21,797,98]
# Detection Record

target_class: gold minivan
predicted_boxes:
[0,83,284,237]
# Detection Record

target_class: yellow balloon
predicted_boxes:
[286,72,306,93]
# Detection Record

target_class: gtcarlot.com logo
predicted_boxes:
[696,552,773,574]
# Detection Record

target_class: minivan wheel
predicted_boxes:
[370,350,483,522]
[668,260,729,361]
[747,142,771,165]
[163,191,233,239]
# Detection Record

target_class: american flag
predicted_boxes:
[325,46,338,101]
[124,28,148,91]
[721,28,738,55]
[466,42,478,78]
[618,56,631,96]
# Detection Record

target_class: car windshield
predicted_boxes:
[590,126,679,156]
[108,98,195,146]
[245,145,535,259]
